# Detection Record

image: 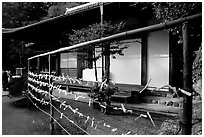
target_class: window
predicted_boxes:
[60,52,77,68]
[60,52,77,77]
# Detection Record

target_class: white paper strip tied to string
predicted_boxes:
[178,88,192,96]
[147,111,156,127]
[88,99,92,107]
[111,128,118,132]
[60,113,63,119]
[75,95,86,100]
[91,118,94,127]
[120,104,133,114]
[85,116,90,123]
[123,131,131,135]
[100,78,107,90]
[134,114,148,121]
[134,112,155,127]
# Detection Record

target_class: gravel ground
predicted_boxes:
[2,96,50,135]
[39,98,176,135]
[2,95,201,135]
[157,100,202,135]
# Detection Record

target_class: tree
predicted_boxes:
[2,2,86,71]
[153,2,201,44]
[152,2,202,88]
[68,21,127,59]
[2,2,51,28]
[47,2,87,18]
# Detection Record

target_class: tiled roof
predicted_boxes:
[65,2,103,15]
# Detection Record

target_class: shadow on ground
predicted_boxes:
[10,97,50,111]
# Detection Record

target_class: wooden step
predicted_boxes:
[143,96,183,108]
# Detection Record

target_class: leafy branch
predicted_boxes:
[67,21,129,60]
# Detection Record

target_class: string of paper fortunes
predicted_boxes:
[28,82,135,135]
[28,73,135,135]
[28,71,193,135]
[28,71,192,96]
[27,95,71,135]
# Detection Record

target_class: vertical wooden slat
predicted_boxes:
[100,3,104,78]
[55,53,60,76]
[93,48,98,81]
[37,57,40,73]
[27,60,30,110]
[49,55,54,135]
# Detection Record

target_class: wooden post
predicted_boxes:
[105,43,110,83]
[104,43,111,106]
[77,53,83,79]
[169,33,175,87]
[93,48,98,81]
[100,3,104,78]
[27,60,30,110]
[102,46,104,78]
[49,55,54,135]
[37,57,40,73]
[141,35,148,85]
[182,22,192,135]
[55,53,60,76]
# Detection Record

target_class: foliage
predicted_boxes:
[2,38,41,70]
[68,21,127,59]
[8,72,28,97]
[2,2,51,28]
[152,2,202,89]
[2,2,85,71]
[193,46,202,83]
[47,4,66,18]
[47,2,86,18]
[89,79,118,111]
[157,119,182,135]
[152,2,202,42]
[2,2,87,28]
[153,2,201,22]
[69,21,125,45]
